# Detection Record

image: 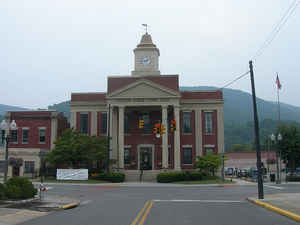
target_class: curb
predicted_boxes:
[60,202,80,210]
[247,198,300,222]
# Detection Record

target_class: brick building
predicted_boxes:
[225,151,282,173]
[70,32,224,180]
[0,110,68,178]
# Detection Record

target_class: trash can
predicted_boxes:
[270,173,275,182]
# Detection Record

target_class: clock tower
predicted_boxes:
[131,32,160,76]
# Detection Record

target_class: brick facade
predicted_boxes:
[0,111,69,178]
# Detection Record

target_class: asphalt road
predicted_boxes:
[19,183,300,225]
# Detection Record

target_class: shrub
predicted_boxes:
[5,185,22,200]
[5,177,37,199]
[0,183,7,200]
[286,174,300,182]
[95,172,125,183]
[157,171,204,183]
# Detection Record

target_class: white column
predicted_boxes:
[50,112,58,150]
[118,106,125,169]
[217,107,225,154]
[162,105,168,169]
[174,106,181,170]
[90,111,97,136]
[111,107,118,161]
[195,109,203,156]
[70,111,76,129]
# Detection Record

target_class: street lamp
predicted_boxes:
[0,119,18,182]
[270,133,282,184]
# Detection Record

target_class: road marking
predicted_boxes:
[264,185,284,190]
[154,200,244,203]
[80,200,92,205]
[138,200,154,225]
[130,201,150,225]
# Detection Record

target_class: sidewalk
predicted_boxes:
[0,195,79,225]
[248,193,300,222]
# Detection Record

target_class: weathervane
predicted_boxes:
[142,24,148,33]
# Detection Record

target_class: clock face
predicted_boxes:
[141,56,151,65]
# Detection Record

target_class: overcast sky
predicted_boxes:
[0,0,299,109]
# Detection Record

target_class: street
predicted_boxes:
[15,182,300,225]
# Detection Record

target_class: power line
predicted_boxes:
[253,0,300,60]
[218,71,250,90]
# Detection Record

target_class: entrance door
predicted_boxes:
[140,147,152,170]
[12,166,20,177]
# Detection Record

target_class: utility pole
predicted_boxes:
[106,104,111,174]
[221,151,225,182]
[249,60,264,199]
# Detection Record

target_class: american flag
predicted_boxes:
[276,74,282,90]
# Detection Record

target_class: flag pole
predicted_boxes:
[277,73,281,183]
[277,73,281,123]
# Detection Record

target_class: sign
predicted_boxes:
[56,169,88,180]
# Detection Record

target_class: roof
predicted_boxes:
[225,152,276,160]
[107,75,179,94]
[9,111,56,119]
[181,91,223,100]
[71,93,106,102]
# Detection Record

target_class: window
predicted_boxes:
[24,161,35,173]
[0,160,5,172]
[168,147,172,166]
[22,128,29,144]
[142,113,150,134]
[80,113,89,134]
[100,112,107,135]
[205,147,214,154]
[39,128,46,143]
[205,112,213,134]
[124,113,129,134]
[0,130,4,146]
[124,148,131,165]
[11,130,18,143]
[183,112,192,134]
[183,148,193,164]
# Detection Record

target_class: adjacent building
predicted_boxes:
[0,110,68,177]
[70,32,224,180]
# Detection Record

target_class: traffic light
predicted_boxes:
[139,119,144,129]
[170,120,176,132]
[160,124,166,135]
[154,123,161,134]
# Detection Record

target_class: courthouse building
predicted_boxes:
[70,32,224,180]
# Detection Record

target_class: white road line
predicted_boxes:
[154,200,244,203]
[80,200,92,205]
[264,185,284,190]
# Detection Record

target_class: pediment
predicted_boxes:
[108,79,180,99]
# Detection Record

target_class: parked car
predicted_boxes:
[225,167,234,176]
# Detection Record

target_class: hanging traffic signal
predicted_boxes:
[154,123,161,133]
[139,119,144,129]
[160,124,166,135]
[170,120,176,132]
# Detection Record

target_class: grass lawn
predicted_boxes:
[41,178,109,184]
[173,178,235,185]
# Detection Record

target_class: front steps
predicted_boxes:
[124,170,161,182]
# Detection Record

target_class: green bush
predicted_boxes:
[5,177,37,199]
[5,185,22,200]
[157,171,204,183]
[286,174,300,182]
[95,172,125,183]
[0,183,7,200]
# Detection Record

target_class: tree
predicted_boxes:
[277,124,300,172]
[46,129,107,169]
[194,153,222,176]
